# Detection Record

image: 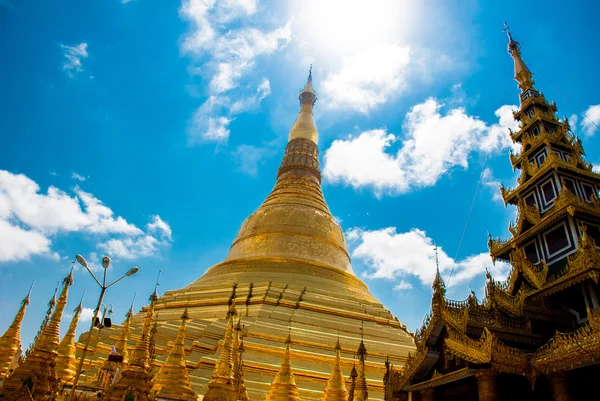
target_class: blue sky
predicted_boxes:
[1,0,600,347]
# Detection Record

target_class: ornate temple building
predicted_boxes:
[383,28,600,401]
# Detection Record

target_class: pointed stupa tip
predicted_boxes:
[299,64,317,107]
[503,22,533,90]
[182,308,190,321]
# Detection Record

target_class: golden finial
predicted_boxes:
[265,329,301,401]
[320,333,348,401]
[114,293,136,363]
[0,283,34,379]
[233,323,250,401]
[503,22,534,91]
[353,333,368,401]
[56,290,85,385]
[151,308,197,401]
[203,301,237,401]
[128,289,158,369]
[289,66,318,144]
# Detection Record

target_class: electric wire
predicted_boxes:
[525,59,600,132]
[445,79,510,287]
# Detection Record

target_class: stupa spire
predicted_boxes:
[289,65,318,144]
[203,300,237,401]
[56,291,85,385]
[321,336,348,401]
[0,268,74,400]
[266,330,301,401]
[114,295,135,363]
[101,290,157,401]
[130,291,158,369]
[0,284,33,379]
[352,329,368,401]
[234,333,250,401]
[347,359,358,401]
[151,309,196,401]
[503,22,534,91]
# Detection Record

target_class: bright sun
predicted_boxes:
[292,0,416,59]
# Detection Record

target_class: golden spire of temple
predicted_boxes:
[203,301,237,401]
[101,290,158,401]
[114,295,135,363]
[56,291,85,385]
[503,22,534,91]
[347,358,358,401]
[151,309,196,401]
[36,268,74,353]
[352,327,368,401]
[29,282,58,351]
[320,336,348,401]
[266,330,301,401]
[0,269,74,399]
[130,290,158,369]
[234,334,250,401]
[289,65,318,144]
[0,284,32,379]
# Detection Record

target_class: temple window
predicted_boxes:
[580,182,597,202]
[527,108,535,119]
[523,239,540,264]
[522,91,530,101]
[544,222,572,258]
[524,192,537,207]
[529,124,540,136]
[562,177,578,196]
[540,178,557,206]
[536,150,547,166]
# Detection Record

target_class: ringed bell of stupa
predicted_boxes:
[80,70,415,401]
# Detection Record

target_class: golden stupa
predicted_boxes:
[80,70,415,401]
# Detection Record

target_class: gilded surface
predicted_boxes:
[72,74,414,401]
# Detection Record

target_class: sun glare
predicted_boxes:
[293,0,414,59]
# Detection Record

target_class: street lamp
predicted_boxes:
[68,255,139,401]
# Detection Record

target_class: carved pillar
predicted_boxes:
[548,372,570,401]
[474,369,498,401]
[419,388,434,401]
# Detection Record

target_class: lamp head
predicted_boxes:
[102,256,111,269]
[126,267,140,277]
[76,254,88,269]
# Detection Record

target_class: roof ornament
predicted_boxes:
[503,22,520,55]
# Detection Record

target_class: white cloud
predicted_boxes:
[347,227,510,288]
[79,307,95,322]
[322,43,410,113]
[481,168,503,203]
[98,236,160,260]
[180,0,289,142]
[581,104,600,136]
[0,170,170,263]
[0,220,53,262]
[147,215,172,240]
[393,280,413,291]
[323,98,519,196]
[71,172,88,182]
[61,43,89,77]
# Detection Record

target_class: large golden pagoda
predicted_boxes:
[76,70,415,401]
[383,26,600,401]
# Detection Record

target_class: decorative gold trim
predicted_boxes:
[405,368,472,392]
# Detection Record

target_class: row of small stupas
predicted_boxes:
[383,27,600,401]
[0,271,372,401]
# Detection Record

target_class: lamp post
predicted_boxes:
[68,255,139,401]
